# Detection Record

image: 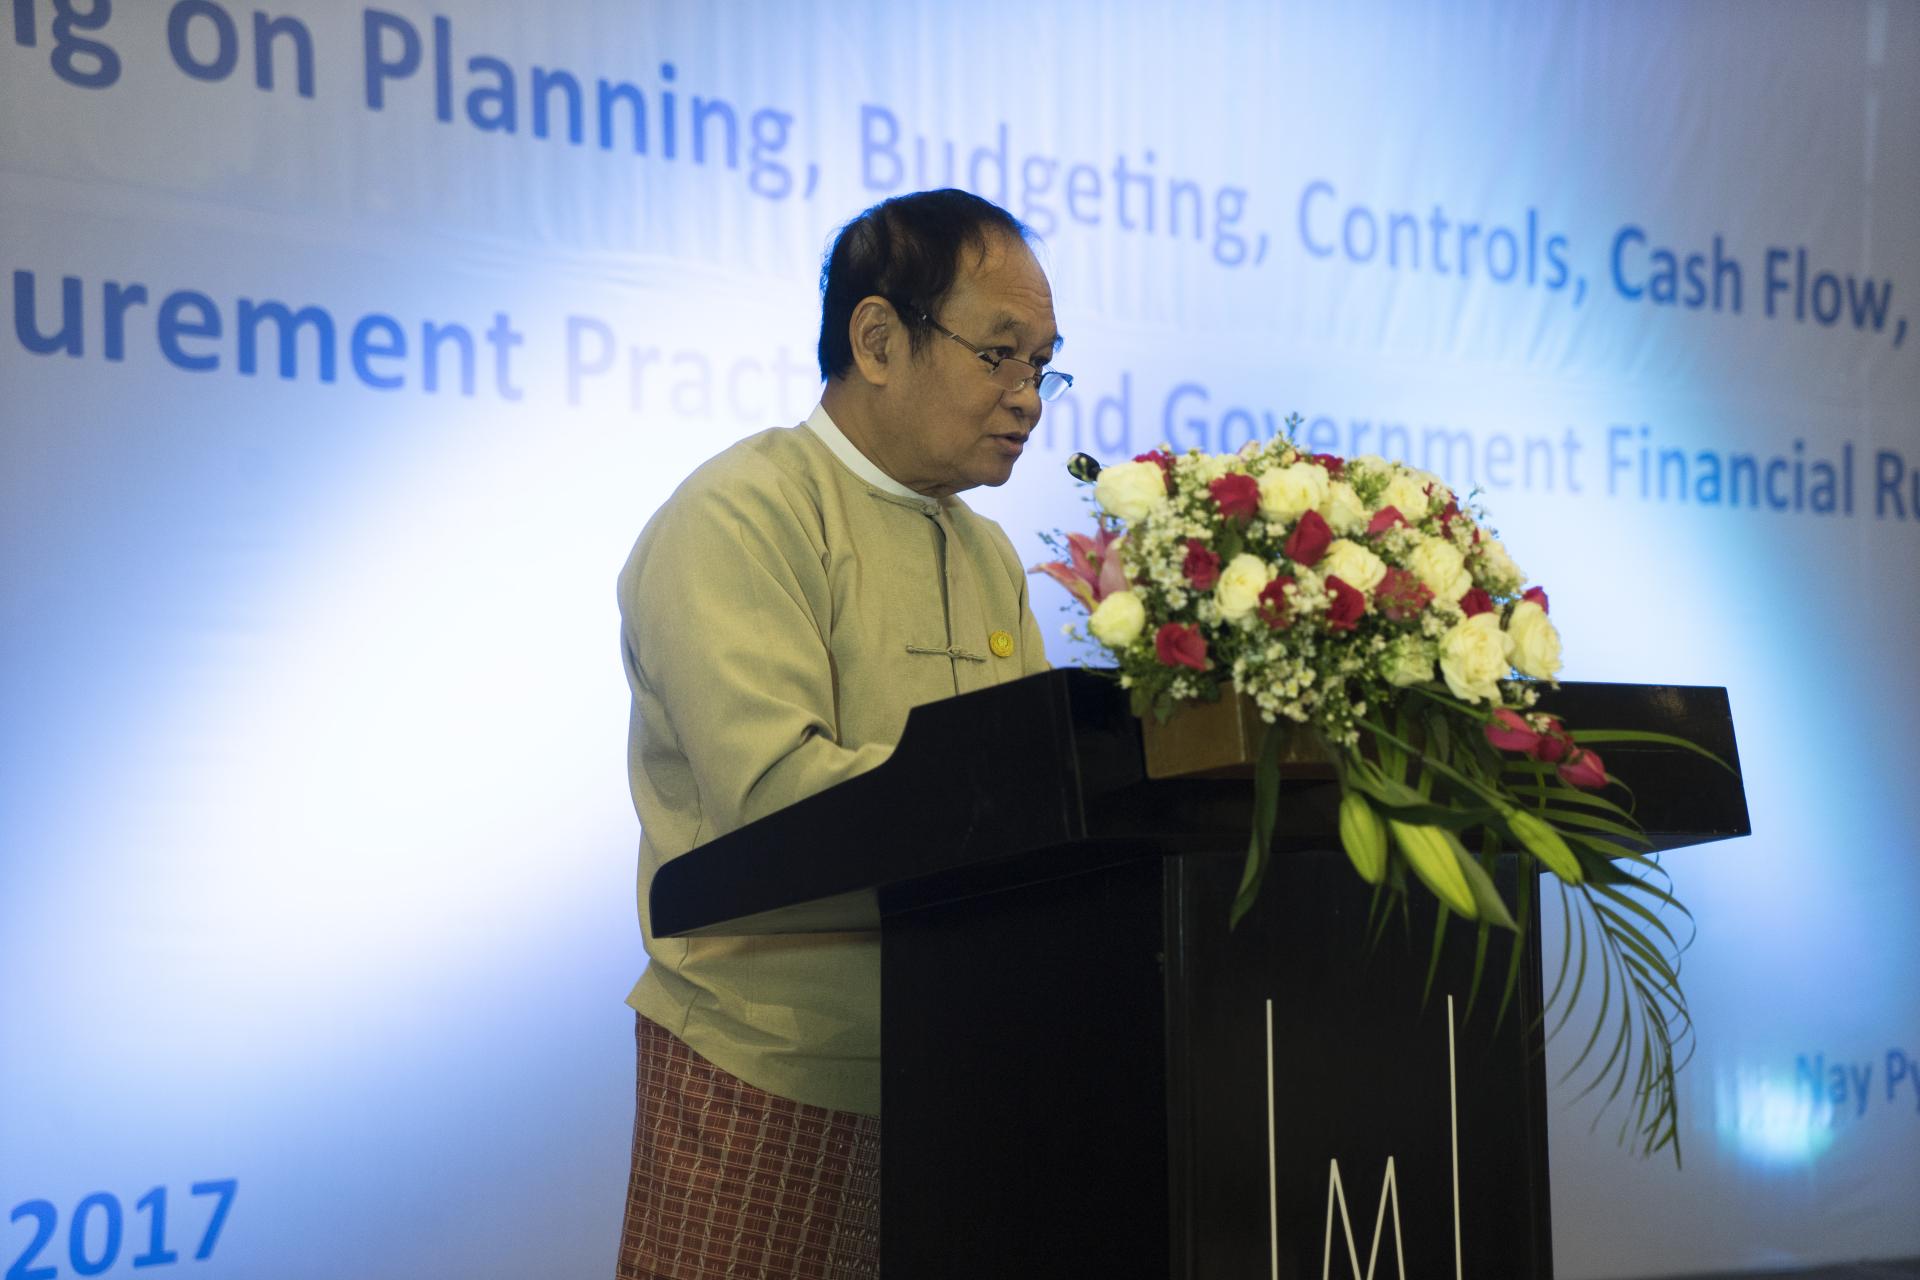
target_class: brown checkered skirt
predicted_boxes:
[615,1014,881,1280]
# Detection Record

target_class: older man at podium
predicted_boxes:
[613,189,1066,1280]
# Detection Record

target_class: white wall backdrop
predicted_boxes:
[3,2,1916,1277]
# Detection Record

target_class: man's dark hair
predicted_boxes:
[817,189,1029,381]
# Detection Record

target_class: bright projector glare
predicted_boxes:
[1714,1066,1836,1170]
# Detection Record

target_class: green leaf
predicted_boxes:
[1405,684,1485,717]
[1500,760,1561,780]
[1589,883,1685,952]
[1570,728,1732,772]
[1546,879,1693,1165]
[1453,844,1519,931]
[1424,899,1451,1004]
[1559,913,1618,1092]
[1426,709,1454,766]
[1366,718,1511,811]
[1592,907,1683,988]
[1342,760,1430,810]
[1506,782,1641,822]
[1545,885,1586,1040]
[1467,923,1492,1021]
[1501,807,1583,883]
[1494,865,1532,1034]
[1561,830,1655,881]
[1341,785,1496,831]
[1527,806,1651,845]
[1229,721,1287,928]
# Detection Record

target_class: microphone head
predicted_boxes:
[1066,452,1103,483]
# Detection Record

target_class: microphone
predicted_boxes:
[1066,452,1103,483]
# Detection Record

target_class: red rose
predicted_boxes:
[1484,708,1540,753]
[1312,452,1346,477]
[1282,509,1333,566]
[1256,575,1296,629]
[1459,588,1495,617]
[1435,498,1461,536]
[1324,575,1366,631]
[1558,747,1607,790]
[1366,506,1408,537]
[1209,473,1260,522]
[1523,585,1549,613]
[1133,450,1175,490]
[1154,622,1209,671]
[1182,538,1221,591]
[1372,567,1433,622]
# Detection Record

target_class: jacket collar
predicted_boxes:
[803,402,932,507]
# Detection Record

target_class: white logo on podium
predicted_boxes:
[1265,996,1465,1280]
[1323,1154,1406,1280]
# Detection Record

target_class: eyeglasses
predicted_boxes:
[915,311,1073,403]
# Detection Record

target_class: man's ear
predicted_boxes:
[848,295,901,386]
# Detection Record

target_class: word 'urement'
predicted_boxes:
[11,269,530,398]
[6,269,833,418]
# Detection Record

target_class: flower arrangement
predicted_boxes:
[1034,423,1724,1160]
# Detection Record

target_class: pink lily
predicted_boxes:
[1031,527,1128,611]
[1558,747,1608,790]
[1484,708,1540,753]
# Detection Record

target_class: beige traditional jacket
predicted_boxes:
[619,403,1050,1115]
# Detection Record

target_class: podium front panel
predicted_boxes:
[878,845,1554,1279]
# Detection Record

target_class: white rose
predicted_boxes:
[1088,590,1147,647]
[1505,599,1562,679]
[1094,460,1169,523]
[1474,538,1524,592]
[1320,481,1369,535]
[1320,538,1387,593]
[1380,473,1432,522]
[1257,462,1330,522]
[1438,612,1513,703]
[1385,639,1436,687]
[1214,553,1270,622]
[1406,536,1472,604]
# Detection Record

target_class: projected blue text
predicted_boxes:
[4,1181,236,1280]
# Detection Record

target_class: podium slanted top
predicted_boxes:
[650,670,1747,939]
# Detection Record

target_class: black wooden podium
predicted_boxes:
[652,670,1747,1278]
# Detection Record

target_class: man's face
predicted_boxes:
[889,232,1059,497]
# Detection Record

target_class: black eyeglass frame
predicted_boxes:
[911,308,1073,402]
